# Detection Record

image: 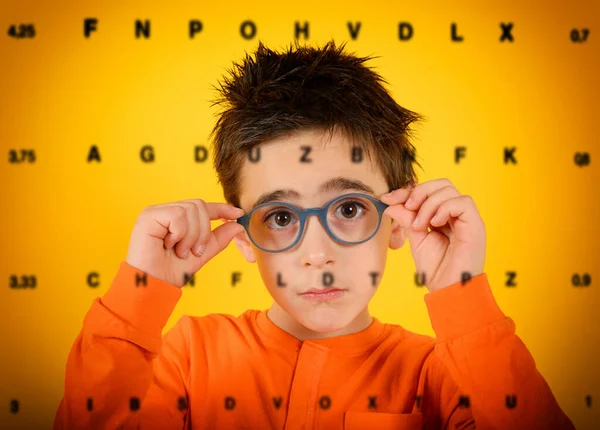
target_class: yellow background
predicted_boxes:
[1,0,598,428]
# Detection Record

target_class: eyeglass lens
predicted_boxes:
[247,195,380,251]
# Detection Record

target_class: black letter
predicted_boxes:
[368,396,377,409]
[87,145,101,163]
[9,399,19,414]
[225,396,236,410]
[415,394,422,409]
[504,147,517,164]
[135,272,147,287]
[189,20,203,39]
[451,23,463,42]
[457,395,470,408]
[506,271,517,287]
[300,146,312,163]
[398,22,413,41]
[455,146,466,163]
[183,272,195,287]
[277,273,287,287]
[195,145,208,162]
[351,146,363,163]
[500,22,514,42]
[414,271,426,287]
[135,19,150,39]
[177,396,188,411]
[461,271,472,285]
[87,272,99,288]
[369,272,379,287]
[319,396,331,409]
[248,147,260,163]
[140,145,154,163]
[295,21,309,39]
[84,18,98,38]
[505,394,517,409]
[347,22,361,40]
[240,20,256,40]
[130,397,140,411]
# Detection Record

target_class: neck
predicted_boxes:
[267,301,373,341]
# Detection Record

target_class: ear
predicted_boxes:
[388,217,406,250]
[233,229,257,263]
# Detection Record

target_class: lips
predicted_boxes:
[301,288,346,295]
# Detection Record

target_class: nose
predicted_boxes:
[299,214,335,268]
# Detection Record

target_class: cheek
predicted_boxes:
[361,227,390,257]
[256,254,295,292]
[344,242,387,283]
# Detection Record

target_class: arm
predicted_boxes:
[424,273,575,430]
[53,261,190,430]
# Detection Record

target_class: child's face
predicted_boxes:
[233,128,406,334]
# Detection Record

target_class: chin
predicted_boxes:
[297,309,354,333]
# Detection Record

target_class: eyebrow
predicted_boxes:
[251,177,377,209]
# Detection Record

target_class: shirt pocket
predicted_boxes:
[344,411,424,430]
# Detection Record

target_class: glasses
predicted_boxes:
[236,192,390,253]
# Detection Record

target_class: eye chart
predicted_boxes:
[1,0,598,429]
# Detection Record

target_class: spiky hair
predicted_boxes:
[209,39,424,208]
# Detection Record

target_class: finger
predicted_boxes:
[403,178,456,211]
[383,202,428,247]
[410,185,460,230]
[197,202,245,255]
[189,200,212,257]
[379,183,416,204]
[164,200,245,221]
[429,195,483,240]
[161,201,208,258]
[206,202,246,220]
[193,221,246,264]
[429,221,454,241]
[172,200,243,257]
[154,206,188,252]
[173,203,201,258]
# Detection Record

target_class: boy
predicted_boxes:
[54,40,575,429]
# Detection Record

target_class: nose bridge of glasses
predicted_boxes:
[302,205,331,222]
[300,206,332,235]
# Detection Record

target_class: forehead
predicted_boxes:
[238,128,387,210]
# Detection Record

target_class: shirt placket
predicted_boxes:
[283,342,329,430]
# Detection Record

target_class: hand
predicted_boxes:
[125,199,246,288]
[380,178,486,293]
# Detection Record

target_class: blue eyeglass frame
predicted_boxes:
[236,192,390,253]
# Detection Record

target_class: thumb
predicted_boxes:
[185,221,245,273]
[205,221,246,258]
[383,204,427,247]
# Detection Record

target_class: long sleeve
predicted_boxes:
[423,273,575,430]
[53,261,190,430]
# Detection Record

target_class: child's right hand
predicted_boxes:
[125,199,246,288]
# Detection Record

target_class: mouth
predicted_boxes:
[299,288,347,301]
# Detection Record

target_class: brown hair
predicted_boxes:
[208,39,425,209]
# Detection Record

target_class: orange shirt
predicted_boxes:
[53,261,575,429]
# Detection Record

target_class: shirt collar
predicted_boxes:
[254,308,389,355]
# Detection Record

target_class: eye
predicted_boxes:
[263,209,298,229]
[334,200,368,221]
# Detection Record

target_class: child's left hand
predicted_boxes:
[380,179,486,293]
